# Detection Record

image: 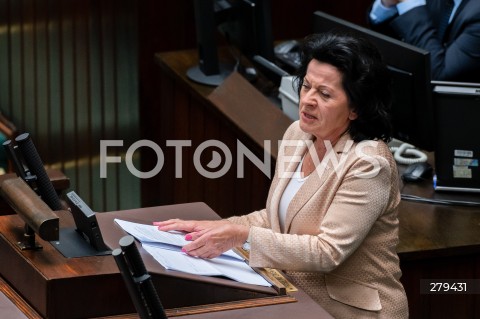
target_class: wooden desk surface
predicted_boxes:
[154,48,281,104]
[396,161,480,259]
[97,203,277,295]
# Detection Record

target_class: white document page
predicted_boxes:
[114,219,271,287]
[142,243,222,276]
[142,243,271,286]
[114,218,242,260]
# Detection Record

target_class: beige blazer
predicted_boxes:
[228,121,408,319]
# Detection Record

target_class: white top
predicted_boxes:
[278,158,308,232]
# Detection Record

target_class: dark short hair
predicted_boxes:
[295,31,393,143]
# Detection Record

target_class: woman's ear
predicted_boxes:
[349,109,358,120]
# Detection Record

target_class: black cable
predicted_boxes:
[401,193,480,207]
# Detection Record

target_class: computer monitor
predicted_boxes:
[432,81,480,193]
[217,0,274,61]
[312,11,434,151]
[187,0,275,86]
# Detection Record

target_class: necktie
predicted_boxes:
[437,0,454,41]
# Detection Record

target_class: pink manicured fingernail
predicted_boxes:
[185,234,192,241]
[181,248,186,252]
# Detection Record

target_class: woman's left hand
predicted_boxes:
[153,219,249,259]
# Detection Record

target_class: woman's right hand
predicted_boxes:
[153,219,249,259]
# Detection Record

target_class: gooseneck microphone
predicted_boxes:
[113,235,167,319]
[15,133,63,211]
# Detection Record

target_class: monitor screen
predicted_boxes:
[188,0,275,86]
[217,0,274,61]
[312,11,434,151]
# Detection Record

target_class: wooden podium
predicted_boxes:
[97,202,292,312]
[0,202,333,319]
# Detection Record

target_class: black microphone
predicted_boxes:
[119,235,149,277]
[113,248,153,319]
[15,133,63,211]
[2,139,28,180]
[115,235,167,319]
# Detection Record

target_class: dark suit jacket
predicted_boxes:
[371,0,480,82]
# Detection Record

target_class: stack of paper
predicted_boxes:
[114,219,271,287]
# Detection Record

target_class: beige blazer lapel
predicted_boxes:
[284,134,354,232]
[269,134,312,232]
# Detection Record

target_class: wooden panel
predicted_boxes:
[0,0,140,212]
[0,276,41,319]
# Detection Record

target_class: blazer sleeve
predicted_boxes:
[248,154,394,272]
[227,208,270,228]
